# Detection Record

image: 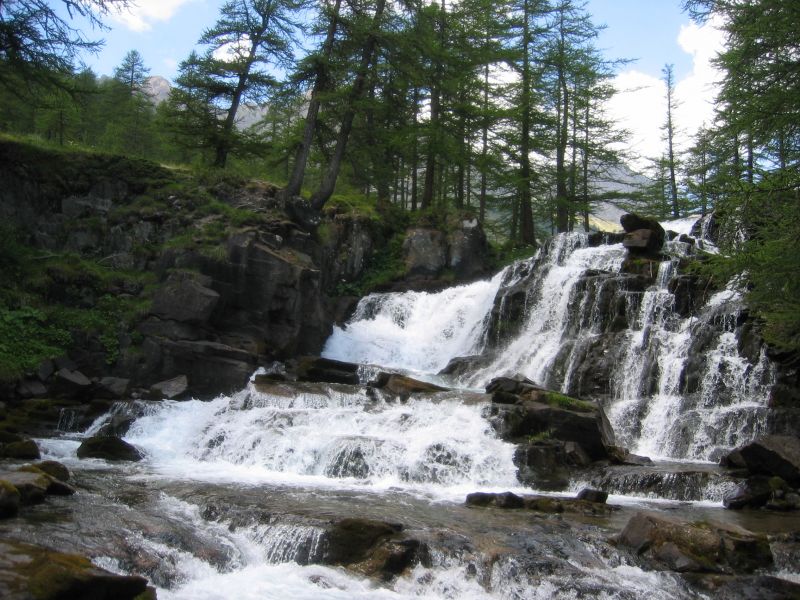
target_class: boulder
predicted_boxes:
[0,472,49,505]
[293,356,360,385]
[465,491,524,509]
[0,480,20,518]
[491,394,615,461]
[616,511,773,574]
[50,368,92,399]
[149,374,189,400]
[724,435,800,486]
[76,436,143,462]
[324,518,402,566]
[150,271,220,324]
[95,377,130,399]
[514,439,591,490]
[723,476,775,510]
[402,228,448,277]
[447,218,488,279]
[620,213,665,255]
[0,540,152,600]
[1,439,40,460]
[15,379,47,399]
[576,488,608,503]
[371,372,448,400]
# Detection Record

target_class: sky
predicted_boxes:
[75,0,724,168]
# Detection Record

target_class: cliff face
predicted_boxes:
[0,140,384,399]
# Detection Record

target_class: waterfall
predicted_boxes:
[324,222,775,462]
[123,381,520,497]
[322,272,504,374]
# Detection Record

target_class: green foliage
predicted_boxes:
[0,308,70,381]
[543,391,595,413]
[527,429,553,443]
[334,232,406,296]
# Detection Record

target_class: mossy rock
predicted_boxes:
[1,439,41,460]
[76,436,142,462]
[0,539,151,600]
[0,479,21,518]
[32,461,70,482]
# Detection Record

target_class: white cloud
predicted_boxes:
[608,16,725,169]
[109,0,198,32]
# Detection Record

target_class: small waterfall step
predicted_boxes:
[572,460,742,503]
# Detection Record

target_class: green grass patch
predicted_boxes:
[543,392,595,413]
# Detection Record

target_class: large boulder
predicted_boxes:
[488,386,615,461]
[616,511,773,574]
[402,228,448,277]
[723,435,800,486]
[0,439,40,460]
[0,472,49,506]
[149,374,189,399]
[292,356,360,385]
[370,372,448,400]
[0,481,21,518]
[447,218,488,279]
[620,213,665,255]
[150,270,220,324]
[76,436,142,462]
[0,540,153,600]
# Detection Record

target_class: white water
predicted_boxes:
[120,382,520,500]
[324,218,774,462]
[323,272,504,374]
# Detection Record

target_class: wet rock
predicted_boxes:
[723,476,774,509]
[0,472,49,505]
[324,518,403,566]
[686,574,800,600]
[0,480,20,518]
[616,511,773,574]
[514,439,590,490]
[576,488,608,503]
[76,436,143,462]
[293,356,360,385]
[149,374,189,400]
[490,391,614,461]
[465,491,524,509]
[0,539,152,600]
[723,435,800,486]
[606,446,653,466]
[371,373,448,400]
[15,466,75,496]
[150,270,220,324]
[1,439,40,460]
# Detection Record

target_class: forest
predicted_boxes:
[0,0,798,351]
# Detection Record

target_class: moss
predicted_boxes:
[527,430,553,443]
[543,392,596,413]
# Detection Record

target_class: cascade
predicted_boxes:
[15,217,794,600]
[325,218,775,463]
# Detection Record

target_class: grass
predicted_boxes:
[543,391,596,413]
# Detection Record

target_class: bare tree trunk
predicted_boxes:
[311,0,387,210]
[282,0,342,198]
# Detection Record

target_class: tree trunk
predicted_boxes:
[518,0,536,246]
[310,0,387,210]
[282,0,342,198]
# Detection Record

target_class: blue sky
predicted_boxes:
[74,0,721,162]
[80,0,695,82]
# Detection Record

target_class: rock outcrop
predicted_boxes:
[616,511,773,574]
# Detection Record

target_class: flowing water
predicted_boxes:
[3,217,796,598]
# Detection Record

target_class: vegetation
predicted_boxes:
[542,391,595,413]
[0,0,797,354]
